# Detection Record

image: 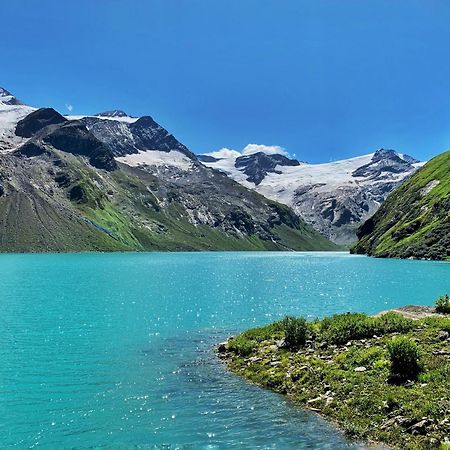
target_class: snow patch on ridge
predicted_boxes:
[66,114,139,124]
[254,154,377,205]
[116,150,193,171]
[0,104,35,151]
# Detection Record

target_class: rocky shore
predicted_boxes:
[218,306,450,449]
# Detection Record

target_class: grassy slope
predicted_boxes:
[222,312,450,450]
[79,166,337,252]
[352,150,450,260]
[0,190,129,252]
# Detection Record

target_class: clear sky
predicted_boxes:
[2,0,450,162]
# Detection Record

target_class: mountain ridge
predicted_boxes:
[200,148,423,244]
[0,87,337,252]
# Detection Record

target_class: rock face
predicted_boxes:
[15,108,67,138]
[352,150,450,260]
[200,149,423,244]
[352,149,419,177]
[81,114,195,159]
[95,110,129,118]
[234,152,300,185]
[41,122,117,171]
[15,114,117,171]
[0,87,337,252]
[197,154,219,163]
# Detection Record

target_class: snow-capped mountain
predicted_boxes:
[0,87,23,106]
[0,87,335,252]
[0,87,35,151]
[96,110,129,118]
[0,87,197,174]
[199,148,424,244]
[65,110,198,174]
[0,85,423,247]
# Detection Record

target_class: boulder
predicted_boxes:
[438,330,449,341]
[407,419,430,435]
[217,341,228,353]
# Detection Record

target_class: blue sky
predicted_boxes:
[2,0,450,162]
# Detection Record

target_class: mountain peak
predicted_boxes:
[95,110,129,118]
[234,151,300,185]
[373,148,397,157]
[0,87,23,106]
[373,148,419,164]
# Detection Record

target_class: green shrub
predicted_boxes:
[435,294,450,314]
[320,312,415,345]
[282,316,308,349]
[373,312,414,335]
[228,335,254,356]
[387,337,421,380]
[240,321,284,341]
[437,318,450,333]
[321,313,374,345]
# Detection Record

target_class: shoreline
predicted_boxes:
[218,305,450,449]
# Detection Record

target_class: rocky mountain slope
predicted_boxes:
[0,87,337,252]
[352,150,450,260]
[200,149,423,245]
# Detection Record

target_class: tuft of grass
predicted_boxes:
[388,337,422,380]
[228,321,284,356]
[282,316,308,349]
[435,294,450,314]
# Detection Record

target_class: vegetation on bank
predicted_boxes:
[351,150,450,261]
[219,298,450,449]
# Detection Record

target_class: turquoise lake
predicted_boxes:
[0,252,449,449]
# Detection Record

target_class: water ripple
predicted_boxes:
[0,252,448,448]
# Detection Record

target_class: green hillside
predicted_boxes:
[0,147,337,253]
[352,150,450,260]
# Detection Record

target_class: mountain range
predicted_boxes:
[199,147,423,244]
[1,86,435,254]
[0,87,337,252]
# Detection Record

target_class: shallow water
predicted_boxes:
[0,252,448,449]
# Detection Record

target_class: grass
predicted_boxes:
[352,150,450,261]
[221,309,450,449]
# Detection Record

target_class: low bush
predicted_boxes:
[228,321,285,356]
[436,318,450,333]
[227,335,255,356]
[435,294,450,314]
[282,316,308,349]
[388,337,421,380]
[373,312,414,335]
[320,312,414,345]
[321,313,372,345]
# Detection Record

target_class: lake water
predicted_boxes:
[0,252,448,449]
